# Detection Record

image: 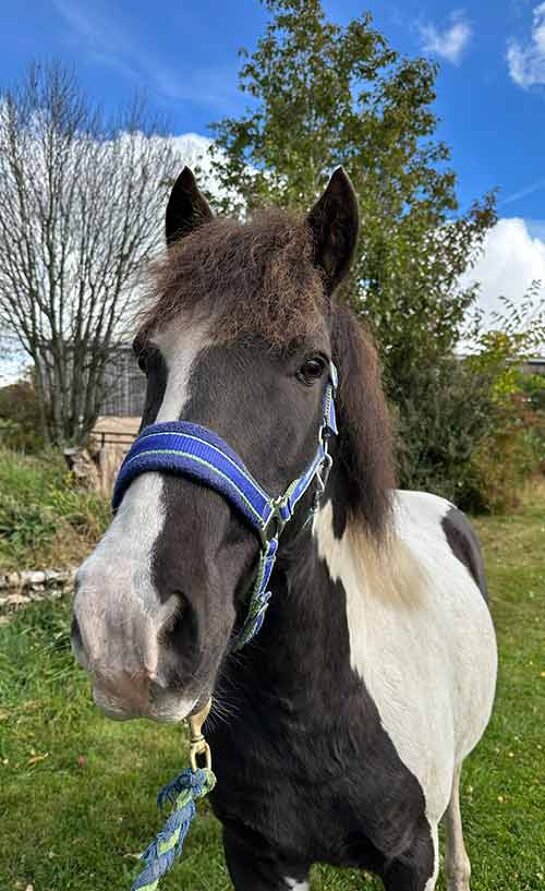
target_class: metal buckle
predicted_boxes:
[316,451,333,495]
[301,450,334,533]
[259,495,288,547]
[187,699,212,771]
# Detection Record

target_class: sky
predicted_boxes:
[1,0,545,330]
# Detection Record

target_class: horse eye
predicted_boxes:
[137,351,148,374]
[298,357,326,385]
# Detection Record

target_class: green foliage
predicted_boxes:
[0,448,109,569]
[470,411,541,513]
[1,496,545,890]
[394,358,497,507]
[468,291,545,401]
[0,375,46,451]
[207,0,535,508]
[210,0,496,396]
[395,293,545,511]
[461,294,545,511]
[394,362,543,514]
[520,372,545,412]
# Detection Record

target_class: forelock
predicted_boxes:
[139,209,328,346]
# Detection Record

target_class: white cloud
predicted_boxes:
[418,13,472,64]
[507,2,545,87]
[171,133,217,185]
[461,218,545,320]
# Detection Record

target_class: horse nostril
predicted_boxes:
[71,614,83,650]
[158,592,188,642]
[70,614,90,669]
[156,592,199,687]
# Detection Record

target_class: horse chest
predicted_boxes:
[207,490,495,873]
[208,698,432,869]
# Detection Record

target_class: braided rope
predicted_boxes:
[131,767,216,891]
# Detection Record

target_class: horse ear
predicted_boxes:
[307,167,359,296]
[165,167,214,246]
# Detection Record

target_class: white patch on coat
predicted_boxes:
[313,490,497,826]
[74,318,211,681]
[154,317,211,421]
[444,764,471,891]
[283,879,309,891]
[424,823,439,891]
[76,473,165,617]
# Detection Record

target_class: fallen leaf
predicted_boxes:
[28,752,49,766]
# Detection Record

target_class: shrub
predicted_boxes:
[396,294,545,512]
[470,409,541,513]
[0,448,109,570]
[520,372,545,412]
[0,376,46,452]
[395,358,498,509]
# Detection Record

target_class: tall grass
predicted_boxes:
[0,448,109,570]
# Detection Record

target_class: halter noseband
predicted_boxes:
[112,363,338,650]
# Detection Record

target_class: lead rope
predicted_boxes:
[130,701,216,891]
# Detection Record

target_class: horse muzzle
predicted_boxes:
[71,555,210,723]
[71,612,200,724]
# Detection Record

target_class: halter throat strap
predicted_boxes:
[112,363,338,650]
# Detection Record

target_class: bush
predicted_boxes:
[396,298,545,513]
[395,358,499,509]
[520,372,545,412]
[517,375,545,474]
[0,448,109,570]
[0,376,46,452]
[470,409,541,513]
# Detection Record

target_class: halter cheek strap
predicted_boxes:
[112,363,338,650]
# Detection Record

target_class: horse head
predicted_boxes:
[71,166,392,722]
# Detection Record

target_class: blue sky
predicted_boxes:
[1,0,545,221]
[1,0,545,323]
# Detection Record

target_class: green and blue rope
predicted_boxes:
[131,767,216,891]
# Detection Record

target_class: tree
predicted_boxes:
[210,0,498,487]
[0,62,176,446]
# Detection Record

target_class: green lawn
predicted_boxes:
[1,494,544,891]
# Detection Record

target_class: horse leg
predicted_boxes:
[382,822,439,891]
[222,824,309,891]
[444,764,471,891]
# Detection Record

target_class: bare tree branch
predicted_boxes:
[0,61,175,444]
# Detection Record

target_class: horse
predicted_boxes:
[71,166,497,891]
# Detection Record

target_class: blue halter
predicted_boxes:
[112,363,338,650]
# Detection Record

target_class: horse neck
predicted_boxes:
[222,491,353,715]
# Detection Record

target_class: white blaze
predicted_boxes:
[78,319,211,614]
[155,319,211,422]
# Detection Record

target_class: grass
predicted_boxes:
[1,491,544,891]
[0,448,109,571]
